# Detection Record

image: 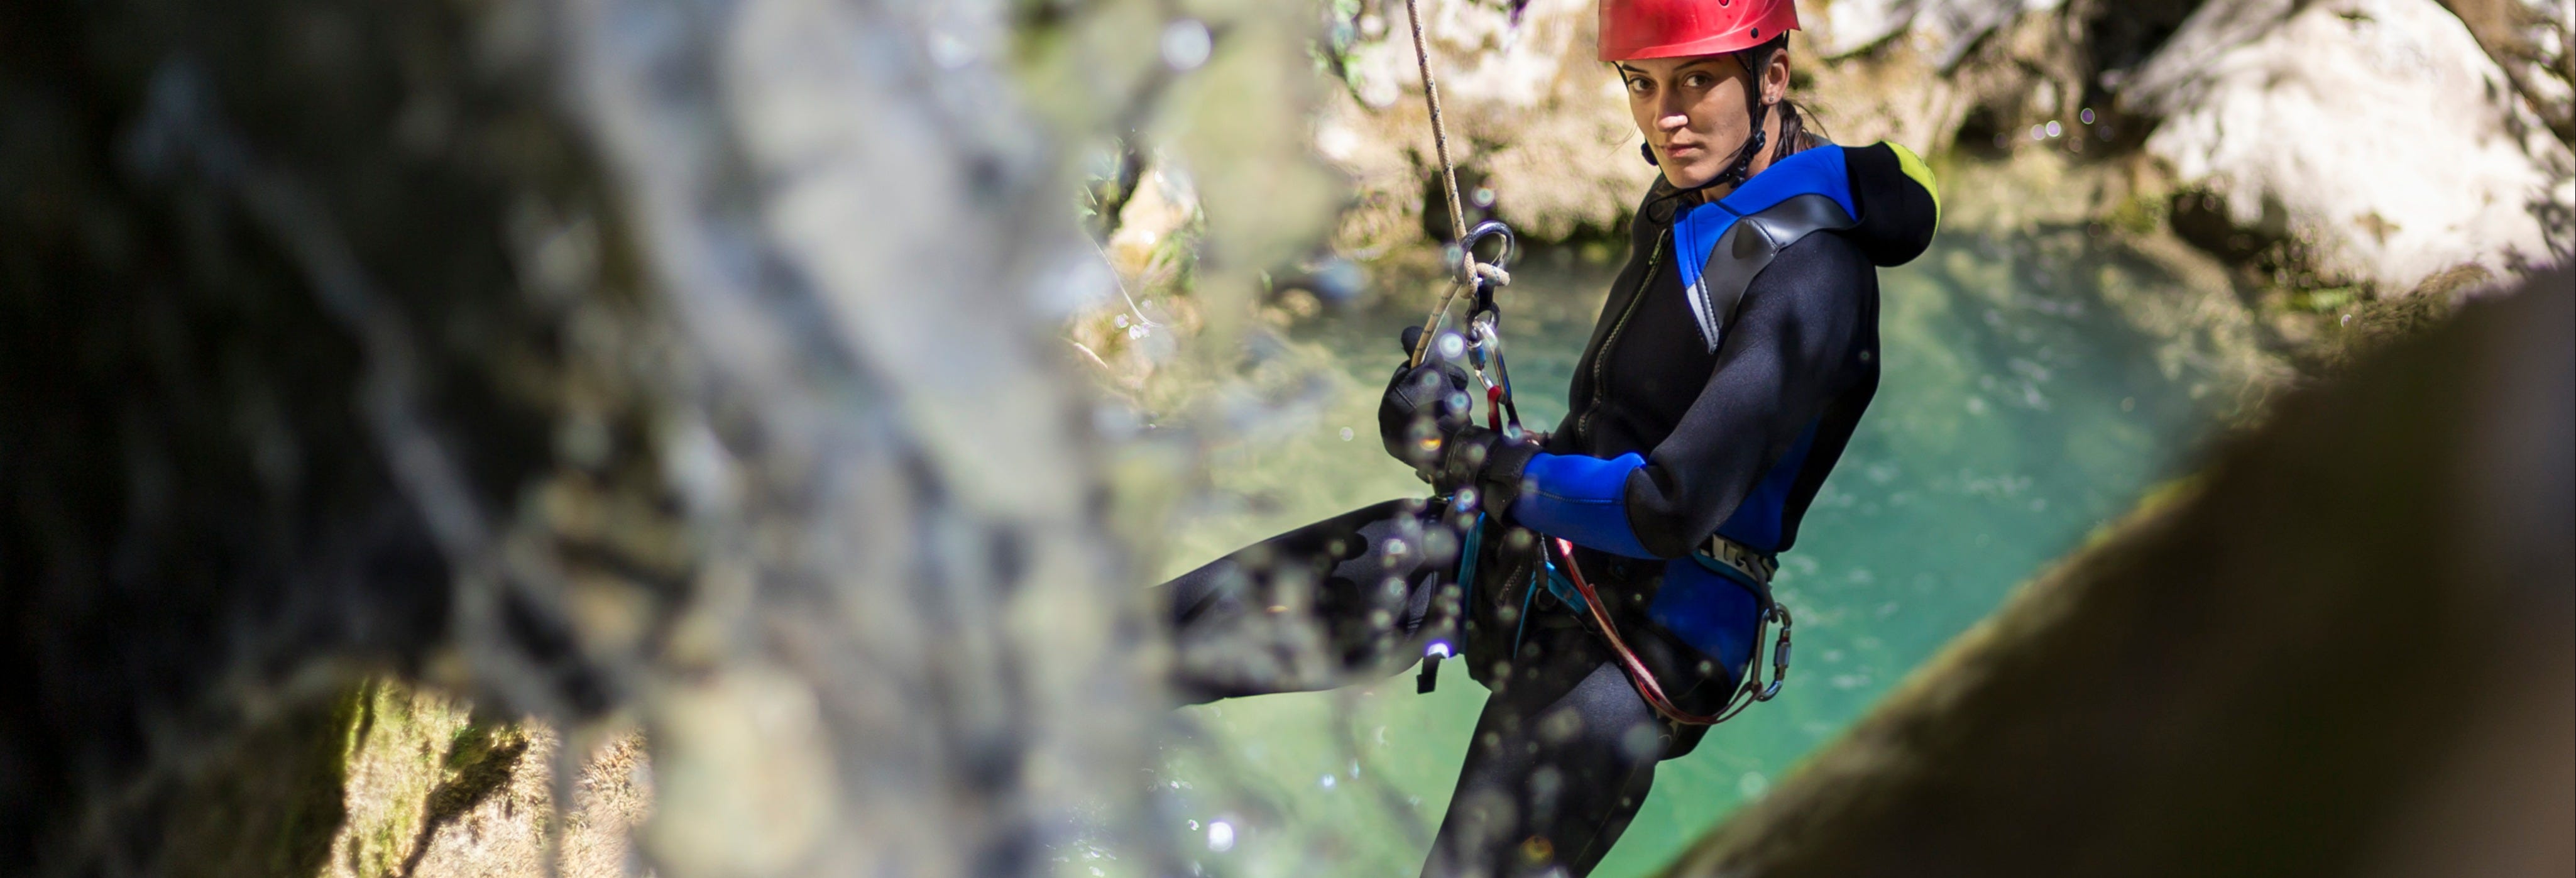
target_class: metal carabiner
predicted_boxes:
[1467,311,1502,375]
[1462,219,1518,278]
[1755,604,1793,701]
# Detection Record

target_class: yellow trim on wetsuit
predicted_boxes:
[1886,141,1941,228]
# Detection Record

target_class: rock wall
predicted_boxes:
[1312,0,2573,300]
[2123,0,2573,293]
[1318,0,1660,247]
[1,0,1344,871]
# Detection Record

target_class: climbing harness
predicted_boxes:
[1548,537,1793,727]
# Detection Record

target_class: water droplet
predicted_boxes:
[2079,107,2096,125]
[1319,773,1338,789]
[1340,427,1356,441]
[1162,19,1213,71]
[1437,332,1467,359]
[2029,123,2047,141]
[1619,725,1662,760]
[2045,120,2063,138]
[929,31,976,69]
[1738,771,1770,798]
[1207,820,1236,852]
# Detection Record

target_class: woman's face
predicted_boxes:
[1618,51,1791,190]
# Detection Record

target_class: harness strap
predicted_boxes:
[1546,534,1795,727]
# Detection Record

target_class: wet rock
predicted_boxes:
[2120,0,2575,294]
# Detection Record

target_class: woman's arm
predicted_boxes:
[1507,231,1877,558]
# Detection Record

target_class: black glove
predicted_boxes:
[1432,424,1543,515]
[1378,325,1476,475]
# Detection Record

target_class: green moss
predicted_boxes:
[158,686,360,878]
[327,678,506,877]
[2100,190,2169,238]
[2288,287,2359,314]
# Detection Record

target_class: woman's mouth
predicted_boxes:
[1664,142,1702,157]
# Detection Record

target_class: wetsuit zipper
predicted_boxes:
[1576,231,1665,442]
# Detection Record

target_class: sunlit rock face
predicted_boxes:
[1806,0,2064,65]
[1312,0,2572,309]
[2123,0,2574,294]
[1318,0,1660,246]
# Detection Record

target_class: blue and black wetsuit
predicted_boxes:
[1159,141,1939,877]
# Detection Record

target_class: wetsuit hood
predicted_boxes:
[1838,141,1940,267]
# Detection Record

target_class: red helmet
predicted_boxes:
[1598,0,1800,62]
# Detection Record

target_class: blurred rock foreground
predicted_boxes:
[1,1,2570,877]
[1,0,1339,871]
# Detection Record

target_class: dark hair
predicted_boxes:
[1751,35,1828,162]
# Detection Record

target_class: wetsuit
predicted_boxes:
[1161,141,1938,877]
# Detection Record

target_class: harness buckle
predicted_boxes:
[1695,534,1792,715]
[1696,534,1778,586]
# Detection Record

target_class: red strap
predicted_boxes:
[1552,537,1720,726]
[1486,384,1504,431]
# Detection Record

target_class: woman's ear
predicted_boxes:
[1763,51,1792,106]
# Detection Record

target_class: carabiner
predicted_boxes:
[1755,605,1793,701]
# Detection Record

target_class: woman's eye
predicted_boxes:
[1626,79,1652,95]
[1683,73,1711,89]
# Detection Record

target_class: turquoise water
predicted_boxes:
[1144,223,2227,877]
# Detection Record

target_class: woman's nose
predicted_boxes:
[1657,110,1689,133]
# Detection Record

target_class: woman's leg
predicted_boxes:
[1161,498,1459,703]
[1422,625,1675,878]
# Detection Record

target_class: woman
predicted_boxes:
[1160,1,1940,874]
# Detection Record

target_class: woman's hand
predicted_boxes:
[1377,326,1475,477]
[1429,425,1542,514]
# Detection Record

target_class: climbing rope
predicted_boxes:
[1400,0,1497,368]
